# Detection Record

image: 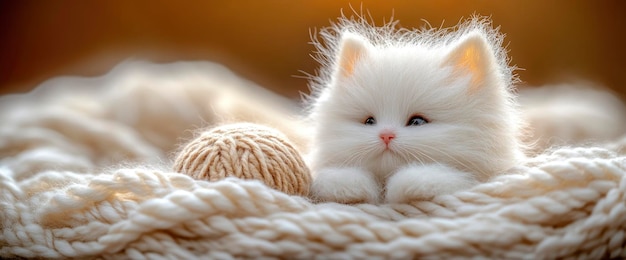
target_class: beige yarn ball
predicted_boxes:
[173,123,312,196]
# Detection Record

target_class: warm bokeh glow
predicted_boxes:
[1,1,625,100]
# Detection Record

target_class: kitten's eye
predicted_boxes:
[363,116,376,125]
[406,115,429,126]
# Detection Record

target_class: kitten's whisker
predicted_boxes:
[397,145,438,166]
[390,146,434,179]
[419,144,491,179]
[316,143,364,168]
[336,143,379,168]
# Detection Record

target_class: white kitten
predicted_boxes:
[305,16,526,204]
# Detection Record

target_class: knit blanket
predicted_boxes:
[2,61,626,259]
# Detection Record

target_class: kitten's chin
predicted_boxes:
[367,151,406,179]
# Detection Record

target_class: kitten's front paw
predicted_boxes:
[310,167,380,204]
[385,164,478,203]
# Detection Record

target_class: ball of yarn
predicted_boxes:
[173,123,312,196]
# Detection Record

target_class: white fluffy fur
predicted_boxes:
[306,15,525,203]
[386,164,479,203]
[310,167,381,203]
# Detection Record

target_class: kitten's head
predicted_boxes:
[308,18,525,181]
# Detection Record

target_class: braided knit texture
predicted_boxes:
[2,61,626,259]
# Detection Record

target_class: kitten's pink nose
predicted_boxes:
[379,131,396,145]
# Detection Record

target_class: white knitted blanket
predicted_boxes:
[2,61,626,259]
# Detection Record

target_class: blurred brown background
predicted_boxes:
[1,1,625,100]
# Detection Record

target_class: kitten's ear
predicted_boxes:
[335,32,371,78]
[444,31,497,93]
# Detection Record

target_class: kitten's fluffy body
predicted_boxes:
[306,16,525,203]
